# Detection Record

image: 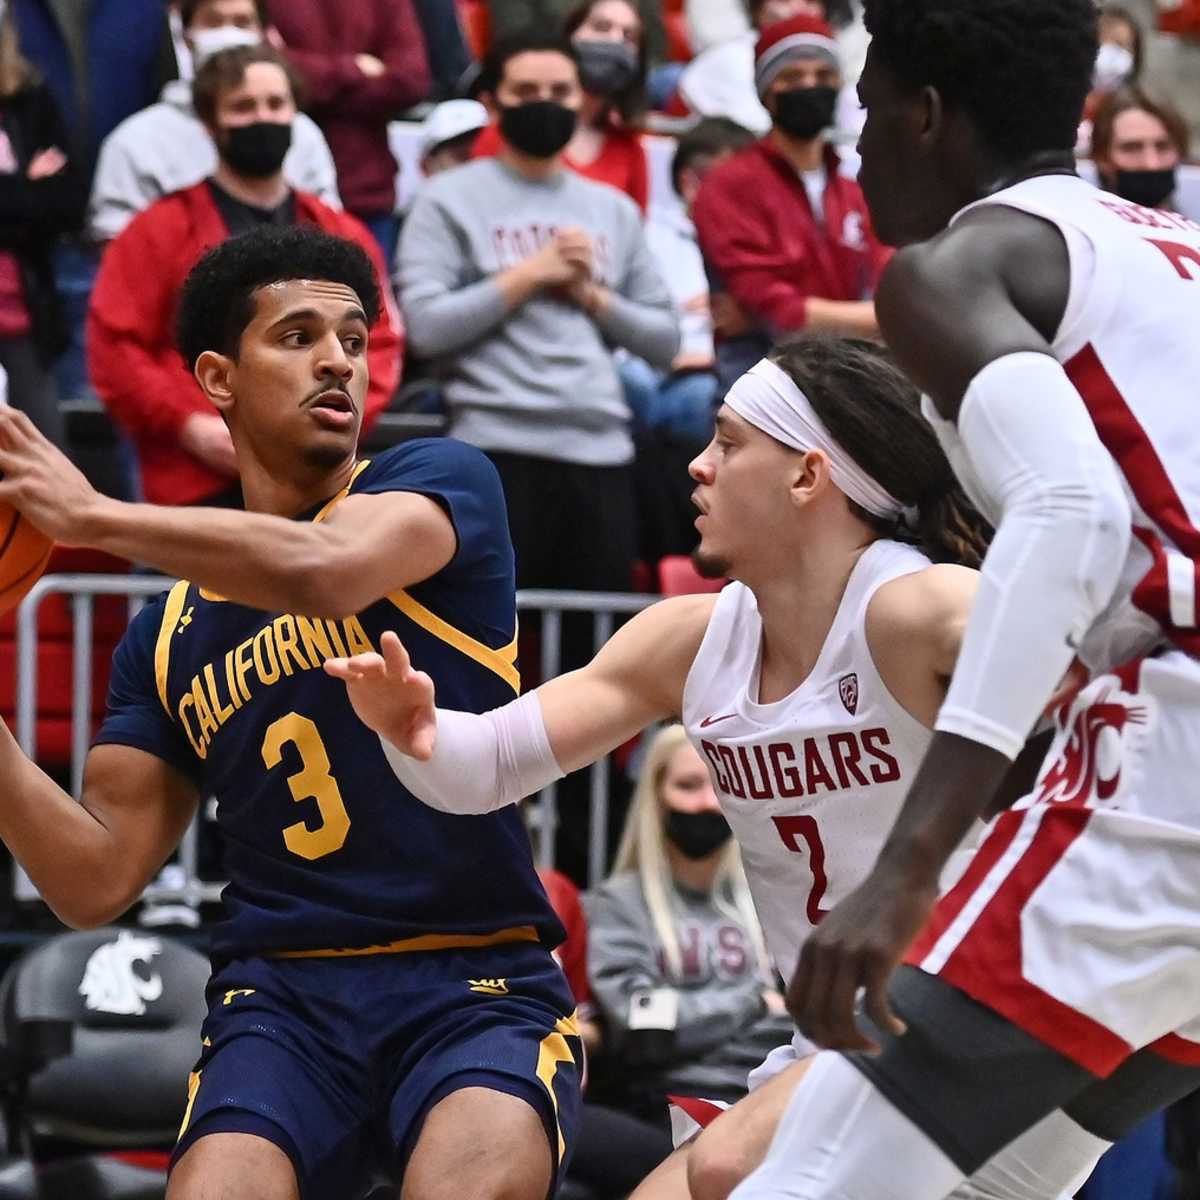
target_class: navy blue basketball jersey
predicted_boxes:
[94,439,564,963]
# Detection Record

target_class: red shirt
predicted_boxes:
[473,121,650,213]
[88,183,403,507]
[538,867,593,1012]
[692,139,890,335]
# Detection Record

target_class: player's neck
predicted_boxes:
[957,147,1078,213]
[749,538,871,705]
[237,453,359,518]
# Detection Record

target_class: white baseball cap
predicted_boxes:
[419,99,489,159]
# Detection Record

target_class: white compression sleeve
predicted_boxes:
[378,691,564,815]
[936,352,1132,760]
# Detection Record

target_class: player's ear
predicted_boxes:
[195,350,236,416]
[915,84,943,146]
[790,449,829,508]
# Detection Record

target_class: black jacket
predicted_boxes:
[0,79,86,363]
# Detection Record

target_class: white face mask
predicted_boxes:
[189,25,262,69]
[1093,41,1134,92]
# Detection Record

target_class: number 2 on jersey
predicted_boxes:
[772,815,830,925]
[261,713,351,860]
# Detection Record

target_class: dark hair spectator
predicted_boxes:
[180,0,269,26]
[476,30,580,97]
[0,5,84,445]
[563,0,648,126]
[671,115,757,197]
[1090,86,1191,212]
[192,43,303,127]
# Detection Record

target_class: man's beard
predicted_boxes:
[301,440,353,470]
[691,546,730,580]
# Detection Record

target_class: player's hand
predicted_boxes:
[180,413,238,477]
[323,631,438,759]
[0,407,102,544]
[785,868,936,1053]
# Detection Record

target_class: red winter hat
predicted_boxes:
[754,15,839,95]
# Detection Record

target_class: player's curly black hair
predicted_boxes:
[176,226,381,370]
[771,337,991,568]
[862,0,1099,161]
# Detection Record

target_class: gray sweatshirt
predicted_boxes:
[88,81,341,242]
[396,157,680,467]
[584,872,793,1102]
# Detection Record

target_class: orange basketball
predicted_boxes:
[0,504,54,615]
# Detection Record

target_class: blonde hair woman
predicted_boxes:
[585,725,790,1115]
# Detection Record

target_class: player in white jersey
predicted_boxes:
[720,2,1200,1199]
[324,339,1121,1200]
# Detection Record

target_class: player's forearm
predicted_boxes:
[0,724,120,927]
[873,731,1012,885]
[77,497,353,617]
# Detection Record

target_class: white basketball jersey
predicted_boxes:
[925,174,1200,673]
[681,540,933,975]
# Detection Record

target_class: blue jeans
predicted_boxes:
[51,242,99,402]
[619,357,718,445]
[360,212,400,277]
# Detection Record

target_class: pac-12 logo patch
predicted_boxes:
[838,673,859,716]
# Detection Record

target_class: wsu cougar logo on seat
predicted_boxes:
[78,931,164,1016]
[1036,678,1150,807]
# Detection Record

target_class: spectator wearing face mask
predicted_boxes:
[397,31,677,604]
[691,15,887,393]
[1078,3,1144,153]
[87,44,400,509]
[88,0,339,244]
[473,0,650,211]
[1091,86,1193,216]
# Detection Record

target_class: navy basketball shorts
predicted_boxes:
[171,940,584,1199]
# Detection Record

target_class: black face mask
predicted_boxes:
[773,85,838,140]
[499,100,578,159]
[665,810,732,860]
[1114,167,1177,210]
[575,39,639,97]
[221,121,292,178]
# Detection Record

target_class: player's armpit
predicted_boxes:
[865,564,979,729]
[0,736,200,930]
[539,593,717,773]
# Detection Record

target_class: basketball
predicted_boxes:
[0,505,53,616]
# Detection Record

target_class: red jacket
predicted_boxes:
[692,139,890,336]
[538,867,593,1012]
[473,121,650,213]
[268,0,431,215]
[88,183,403,507]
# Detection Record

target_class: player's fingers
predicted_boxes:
[409,714,437,761]
[786,940,819,1030]
[380,630,413,677]
[824,953,877,1055]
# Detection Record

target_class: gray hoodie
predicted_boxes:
[584,872,793,1103]
[88,80,340,242]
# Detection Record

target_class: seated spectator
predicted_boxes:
[88,44,401,509]
[584,726,791,1120]
[1091,86,1192,214]
[0,4,85,446]
[1078,4,1144,153]
[89,0,340,244]
[628,117,756,446]
[267,0,431,267]
[474,0,651,211]
[397,31,677,600]
[691,15,887,393]
[677,0,863,141]
[490,0,666,63]
[418,98,489,179]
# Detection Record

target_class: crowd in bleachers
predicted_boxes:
[1,1,1200,1195]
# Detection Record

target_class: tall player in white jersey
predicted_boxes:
[325,340,1121,1200]
[717,1,1200,1199]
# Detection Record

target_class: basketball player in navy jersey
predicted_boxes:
[0,226,581,1200]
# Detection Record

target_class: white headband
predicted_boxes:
[724,359,904,521]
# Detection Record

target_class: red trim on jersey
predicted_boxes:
[906,809,1025,964]
[668,1095,729,1129]
[1065,343,1200,650]
[1148,1033,1200,1067]
[926,806,1133,1077]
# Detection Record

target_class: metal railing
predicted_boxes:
[12,574,657,907]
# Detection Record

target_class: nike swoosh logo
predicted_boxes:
[699,713,738,729]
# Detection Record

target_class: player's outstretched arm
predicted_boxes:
[325,593,716,813]
[0,724,199,928]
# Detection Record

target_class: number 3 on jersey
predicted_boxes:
[261,713,351,860]
[772,815,830,925]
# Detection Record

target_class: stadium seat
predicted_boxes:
[657,555,725,596]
